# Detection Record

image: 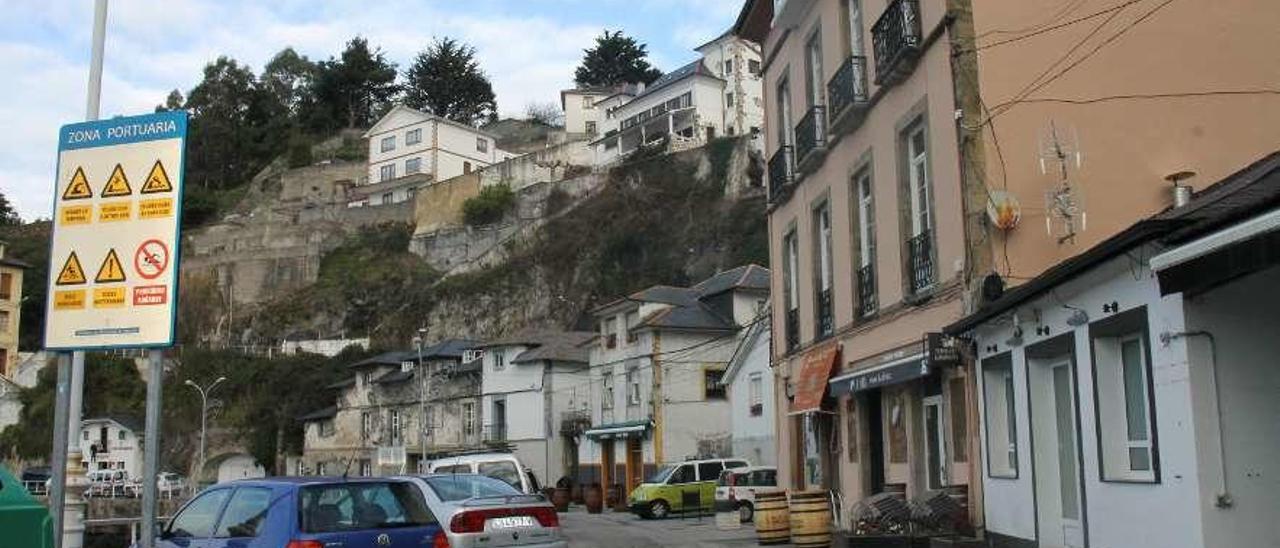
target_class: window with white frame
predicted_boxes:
[492,349,505,371]
[784,230,799,314]
[724,59,734,75]
[804,28,824,107]
[749,373,763,416]
[748,59,761,76]
[624,311,639,343]
[904,120,931,237]
[813,201,834,338]
[476,137,488,153]
[602,373,615,410]
[1091,308,1157,482]
[582,96,594,108]
[602,317,617,349]
[627,368,640,405]
[379,164,395,182]
[462,402,476,437]
[406,128,422,145]
[776,74,793,147]
[361,411,372,440]
[405,157,421,174]
[847,0,866,56]
[856,169,875,268]
[982,353,1018,478]
[726,92,735,107]
[381,136,396,152]
[388,408,402,445]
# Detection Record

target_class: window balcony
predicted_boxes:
[815,287,833,339]
[768,145,796,205]
[827,55,870,137]
[794,105,828,174]
[785,307,800,352]
[907,230,935,295]
[872,0,923,87]
[857,263,878,317]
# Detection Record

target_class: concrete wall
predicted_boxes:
[414,173,481,235]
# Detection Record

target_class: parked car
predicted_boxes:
[407,473,565,548]
[714,465,778,522]
[426,451,541,494]
[21,466,51,496]
[157,472,186,497]
[85,469,131,497]
[627,458,750,519]
[145,477,444,548]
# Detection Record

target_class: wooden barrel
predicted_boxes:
[552,487,571,512]
[585,484,603,514]
[753,489,790,545]
[789,490,831,548]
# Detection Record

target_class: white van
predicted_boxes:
[426,452,540,494]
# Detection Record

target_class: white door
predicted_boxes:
[923,396,947,490]
[1031,358,1085,548]
[1051,362,1084,546]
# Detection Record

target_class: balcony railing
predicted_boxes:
[857,263,878,317]
[785,307,800,352]
[907,230,935,295]
[816,288,833,339]
[483,424,507,443]
[827,56,870,136]
[768,145,796,204]
[794,106,828,172]
[872,0,923,86]
[560,410,592,435]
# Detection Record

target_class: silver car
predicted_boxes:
[407,474,566,548]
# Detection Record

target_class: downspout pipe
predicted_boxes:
[1159,330,1233,509]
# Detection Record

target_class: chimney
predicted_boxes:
[1165,171,1196,208]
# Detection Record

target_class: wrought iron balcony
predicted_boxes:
[872,0,923,86]
[827,55,870,136]
[907,230,935,295]
[768,145,796,204]
[794,105,828,173]
[857,263,878,317]
[816,288,833,339]
[785,307,800,352]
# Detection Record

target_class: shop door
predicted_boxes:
[601,440,615,488]
[923,395,947,489]
[867,390,885,493]
[1031,358,1086,548]
[625,438,643,492]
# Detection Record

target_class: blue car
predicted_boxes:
[152,477,445,547]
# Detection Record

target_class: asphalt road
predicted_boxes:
[559,508,779,548]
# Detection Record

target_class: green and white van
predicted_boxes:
[627,458,749,519]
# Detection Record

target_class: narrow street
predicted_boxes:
[559,508,774,548]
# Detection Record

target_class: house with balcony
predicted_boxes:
[360,105,514,207]
[590,33,763,165]
[576,265,770,493]
[298,339,482,476]
[79,416,143,479]
[475,330,595,487]
[0,241,27,379]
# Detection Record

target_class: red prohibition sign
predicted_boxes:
[134,239,170,280]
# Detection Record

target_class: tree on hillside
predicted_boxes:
[0,190,20,226]
[155,89,184,112]
[261,47,318,116]
[574,30,663,88]
[402,37,497,126]
[524,101,563,126]
[184,57,261,189]
[309,37,399,131]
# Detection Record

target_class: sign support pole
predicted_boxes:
[49,353,72,548]
[140,349,163,548]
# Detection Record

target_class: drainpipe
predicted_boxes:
[1159,330,1233,508]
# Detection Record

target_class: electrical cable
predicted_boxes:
[973,0,1146,51]
[974,0,1087,40]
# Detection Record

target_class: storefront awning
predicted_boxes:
[1150,207,1280,296]
[584,420,653,440]
[789,345,840,414]
[828,352,928,398]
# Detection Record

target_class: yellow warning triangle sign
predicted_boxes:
[101,164,132,197]
[56,252,87,285]
[62,167,94,200]
[140,160,174,194]
[95,249,127,283]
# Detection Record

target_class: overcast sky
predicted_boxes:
[0,0,741,221]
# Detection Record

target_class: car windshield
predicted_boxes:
[647,465,676,484]
[425,475,520,502]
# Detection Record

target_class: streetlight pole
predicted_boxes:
[184,377,226,487]
[412,328,428,472]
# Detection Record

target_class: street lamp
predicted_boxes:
[184,376,227,487]
[411,328,428,472]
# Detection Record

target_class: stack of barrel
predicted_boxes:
[752,489,832,547]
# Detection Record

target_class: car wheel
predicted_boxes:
[649,500,670,519]
[737,502,754,523]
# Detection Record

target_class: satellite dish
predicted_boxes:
[986,190,1021,230]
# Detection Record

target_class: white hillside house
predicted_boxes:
[361,106,513,205]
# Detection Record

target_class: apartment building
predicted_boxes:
[360,106,513,206]
[576,265,769,492]
[79,416,143,479]
[561,87,617,137]
[0,242,26,378]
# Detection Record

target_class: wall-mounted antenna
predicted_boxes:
[1039,121,1086,244]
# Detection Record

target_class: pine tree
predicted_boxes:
[402,37,498,126]
[574,30,663,88]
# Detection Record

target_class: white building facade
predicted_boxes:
[363,105,513,203]
[79,417,144,480]
[693,32,764,138]
[722,314,775,466]
[948,156,1280,548]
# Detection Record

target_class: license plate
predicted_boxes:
[487,516,537,529]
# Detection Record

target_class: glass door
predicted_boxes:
[1052,362,1081,523]
[923,396,946,489]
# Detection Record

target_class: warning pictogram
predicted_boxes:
[95,249,127,283]
[140,160,173,194]
[101,164,133,197]
[133,239,169,280]
[63,167,94,200]
[56,252,87,285]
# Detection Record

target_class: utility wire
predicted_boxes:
[972,0,1146,51]
[974,0,1087,40]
